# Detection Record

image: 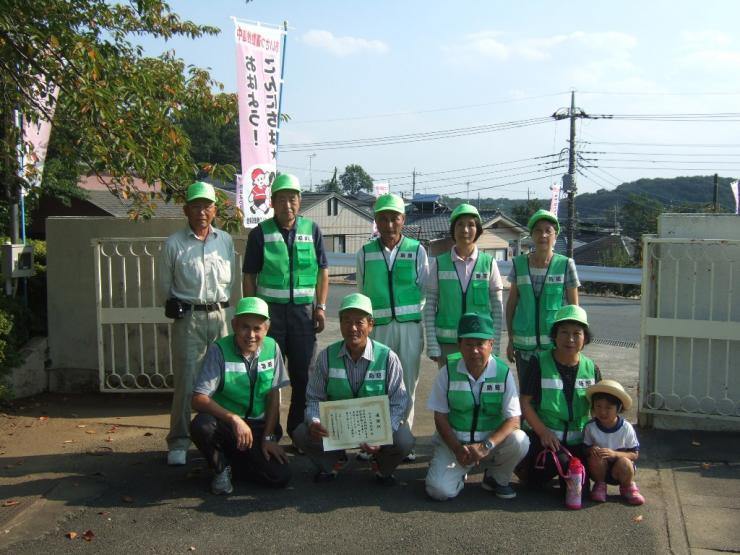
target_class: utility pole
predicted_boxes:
[713,173,719,212]
[307,153,316,192]
[466,181,470,203]
[412,168,416,199]
[552,91,588,257]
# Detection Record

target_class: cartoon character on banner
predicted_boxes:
[248,167,275,215]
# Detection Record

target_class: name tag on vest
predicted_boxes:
[576,378,595,388]
[474,272,490,280]
[545,275,564,284]
[295,234,313,243]
[397,251,416,261]
[367,371,385,380]
[483,383,503,392]
[258,360,274,372]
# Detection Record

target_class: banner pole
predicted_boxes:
[274,20,288,171]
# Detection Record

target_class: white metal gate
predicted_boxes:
[93,238,174,392]
[639,236,740,420]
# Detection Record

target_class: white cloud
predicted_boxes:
[301,29,389,57]
[678,31,740,72]
[682,31,732,48]
[442,31,637,63]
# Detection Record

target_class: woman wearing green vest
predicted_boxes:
[519,305,601,492]
[424,203,504,367]
[505,209,580,386]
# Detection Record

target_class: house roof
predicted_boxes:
[405,208,527,242]
[572,234,636,266]
[300,192,374,221]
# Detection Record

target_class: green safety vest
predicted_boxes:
[361,237,422,325]
[257,217,318,304]
[326,339,390,400]
[435,250,493,344]
[536,350,595,445]
[211,335,277,420]
[446,352,509,444]
[511,253,568,351]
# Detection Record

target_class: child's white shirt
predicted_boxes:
[583,416,640,451]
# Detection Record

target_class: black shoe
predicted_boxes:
[314,470,337,483]
[375,472,397,486]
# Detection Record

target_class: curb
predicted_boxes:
[657,462,690,555]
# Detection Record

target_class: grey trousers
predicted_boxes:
[167,308,229,451]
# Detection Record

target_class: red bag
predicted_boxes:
[534,446,586,510]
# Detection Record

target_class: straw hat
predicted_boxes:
[586,379,632,411]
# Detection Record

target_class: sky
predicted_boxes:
[136,0,740,201]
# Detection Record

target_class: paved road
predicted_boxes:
[328,283,641,344]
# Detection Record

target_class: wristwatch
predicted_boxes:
[315,303,327,311]
[483,438,495,451]
[263,434,278,443]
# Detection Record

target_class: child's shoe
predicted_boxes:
[591,481,607,502]
[620,482,645,505]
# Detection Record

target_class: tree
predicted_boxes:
[510,198,544,227]
[0,1,241,237]
[620,194,663,239]
[339,164,373,195]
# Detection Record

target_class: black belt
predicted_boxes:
[185,301,229,312]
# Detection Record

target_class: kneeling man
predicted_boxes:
[293,293,414,484]
[190,297,291,495]
[425,313,529,500]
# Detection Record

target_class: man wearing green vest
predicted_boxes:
[242,174,329,444]
[425,313,529,500]
[293,293,414,484]
[159,181,237,467]
[190,297,291,495]
[505,209,580,386]
[355,193,428,455]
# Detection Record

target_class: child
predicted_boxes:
[584,380,645,505]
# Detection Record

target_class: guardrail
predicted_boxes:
[326,253,642,285]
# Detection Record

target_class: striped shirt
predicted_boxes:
[305,340,408,431]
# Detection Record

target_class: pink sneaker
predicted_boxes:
[591,481,607,502]
[620,482,645,505]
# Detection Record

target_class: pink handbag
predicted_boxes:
[534,446,586,510]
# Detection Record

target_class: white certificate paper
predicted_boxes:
[319,395,393,451]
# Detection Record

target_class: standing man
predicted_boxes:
[356,193,428,458]
[242,173,329,444]
[159,181,237,466]
[293,293,414,484]
[190,297,291,495]
[425,313,529,501]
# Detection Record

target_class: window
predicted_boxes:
[327,197,339,216]
[324,235,346,253]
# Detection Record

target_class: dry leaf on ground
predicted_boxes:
[632,514,644,523]
[2,500,20,507]
[63,440,74,444]
[66,531,78,540]
[85,430,97,435]
[38,416,49,422]
[77,424,87,428]
[81,530,95,542]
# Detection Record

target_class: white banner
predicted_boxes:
[234,20,285,227]
[550,183,561,217]
[731,180,739,214]
[19,80,58,188]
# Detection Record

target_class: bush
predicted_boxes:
[0,294,32,373]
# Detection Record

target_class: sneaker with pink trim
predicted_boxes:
[620,482,645,505]
[591,481,607,502]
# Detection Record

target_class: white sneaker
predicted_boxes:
[167,449,187,466]
[211,466,233,495]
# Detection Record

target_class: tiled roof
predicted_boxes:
[573,235,636,266]
[82,188,238,218]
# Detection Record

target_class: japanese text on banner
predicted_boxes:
[234,21,285,227]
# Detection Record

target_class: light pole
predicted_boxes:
[307,153,316,191]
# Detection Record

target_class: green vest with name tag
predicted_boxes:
[326,339,390,400]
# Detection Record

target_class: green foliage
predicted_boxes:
[619,194,663,239]
[0,0,241,231]
[0,294,32,374]
[510,198,544,227]
[317,167,341,193]
[339,164,373,195]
